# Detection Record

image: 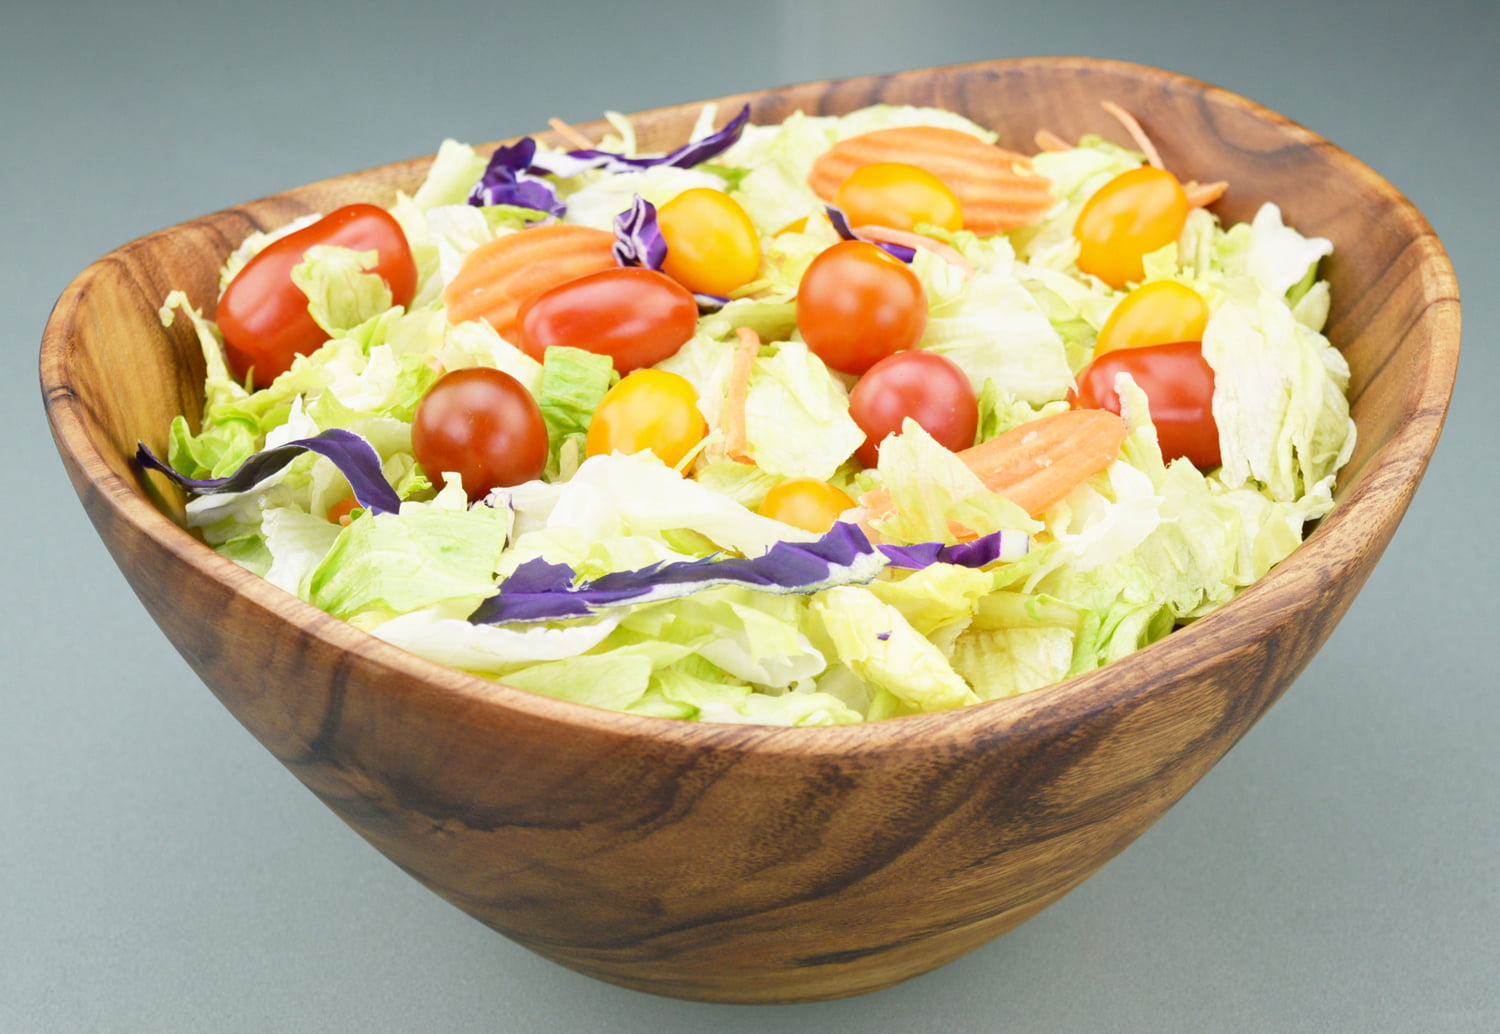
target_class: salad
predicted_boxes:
[140,100,1355,726]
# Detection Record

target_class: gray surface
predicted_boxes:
[4,1,1495,1030]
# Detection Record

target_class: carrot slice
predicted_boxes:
[860,408,1128,523]
[442,224,617,343]
[808,126,1054,235]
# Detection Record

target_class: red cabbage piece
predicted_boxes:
[826,205,918,263]
[136,428,401,515]
[530,104,751,179]
[468,523,1026,625]
[609,195,728,311]
[470,520,885,624]
[876,530,1022,570]
[468,137,566,217]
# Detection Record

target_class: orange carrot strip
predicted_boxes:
[723,328,761,463]
[852,225,976,278]
[808,126,1054,235]
[1101,101,1164,170]
[1184,180,1229,208]
[1034,128,1074,153]
[547,116,596,150]
[442,224,617,343]
[860,408,1128,522]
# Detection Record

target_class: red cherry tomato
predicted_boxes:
[796,240,927,375]
[1073,167,1190,289]
[412,367,548,500]
[758,478,856,533]
[833,162,963,233]
[585,369,707,467]
[517,266,698,374]
[656,188,763,297]
[217,203,417,386]
[847,350,978,467]
[1071,340,1220,469]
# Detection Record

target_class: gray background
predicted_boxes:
[5,0,1495,1030]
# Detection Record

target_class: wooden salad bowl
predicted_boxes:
[41,57,1459,1003]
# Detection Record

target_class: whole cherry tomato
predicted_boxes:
[1071,339,1220,469]
[796,240,927,375]
[412,366,548,500]
[833,162,963,233]
[656,188,763,297]
[758,478,856,534]
[1073,167,1190,289]
[217,203,417,386]
[1093,279,1209,358]
[585,369,707,467]
[517,267,697,374]
[847,350,978,466]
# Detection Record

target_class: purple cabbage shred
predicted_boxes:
[826,205,918,263]
[136,428,401,516]
[468,137,566,217]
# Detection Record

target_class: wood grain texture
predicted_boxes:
[40,57,1459,1003]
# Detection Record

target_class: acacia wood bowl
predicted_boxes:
[41,57,1459,1003]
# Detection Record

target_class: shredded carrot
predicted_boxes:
[1101,101,1164,170]
[852,225,976,278]
[547,116,595,151]
[1184,179,1229,208]
[723,328,761,463]
[1034,128,1074,153]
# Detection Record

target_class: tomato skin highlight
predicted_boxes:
[218,203,417,385]
[1094,279,1209,358]
[412,367,549,501]
[585,369,707,467]
[796,240,928,375]
[656,188,763,297]
[1072,340,1221,469]
[833,162,963,233]
[847,350,978,467]
[517,267,698,374]
[758,478,856,534]
[1073,166,1190,289]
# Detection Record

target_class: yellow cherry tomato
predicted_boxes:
[1073,166,1190,289]
[585,369,707,467]
[656,188,763,297]
[1093,280,1210,358]
[833,162,963,233]
[758,478,856,534]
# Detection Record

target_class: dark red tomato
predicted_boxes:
[1071,340,1220,469]
[516,266,697,374]
[847,350,978,466]
[412,367,548,501]
[217,203,417,386]
[796,240,927,375]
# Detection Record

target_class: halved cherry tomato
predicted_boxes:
[585,369,707,467]
[833,162,963,233]
[847,350,978,467]
[1071,340,1220,469]
[796,240,927,375]
[218,203,417,386]
[1094,279,1209,358]
[517,267,697,374]
[758,478,856,533]
[656,188,762,297]
[412,367,548,500]
[1073,166,1189,289]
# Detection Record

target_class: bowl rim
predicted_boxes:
[41,55,1462,760]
